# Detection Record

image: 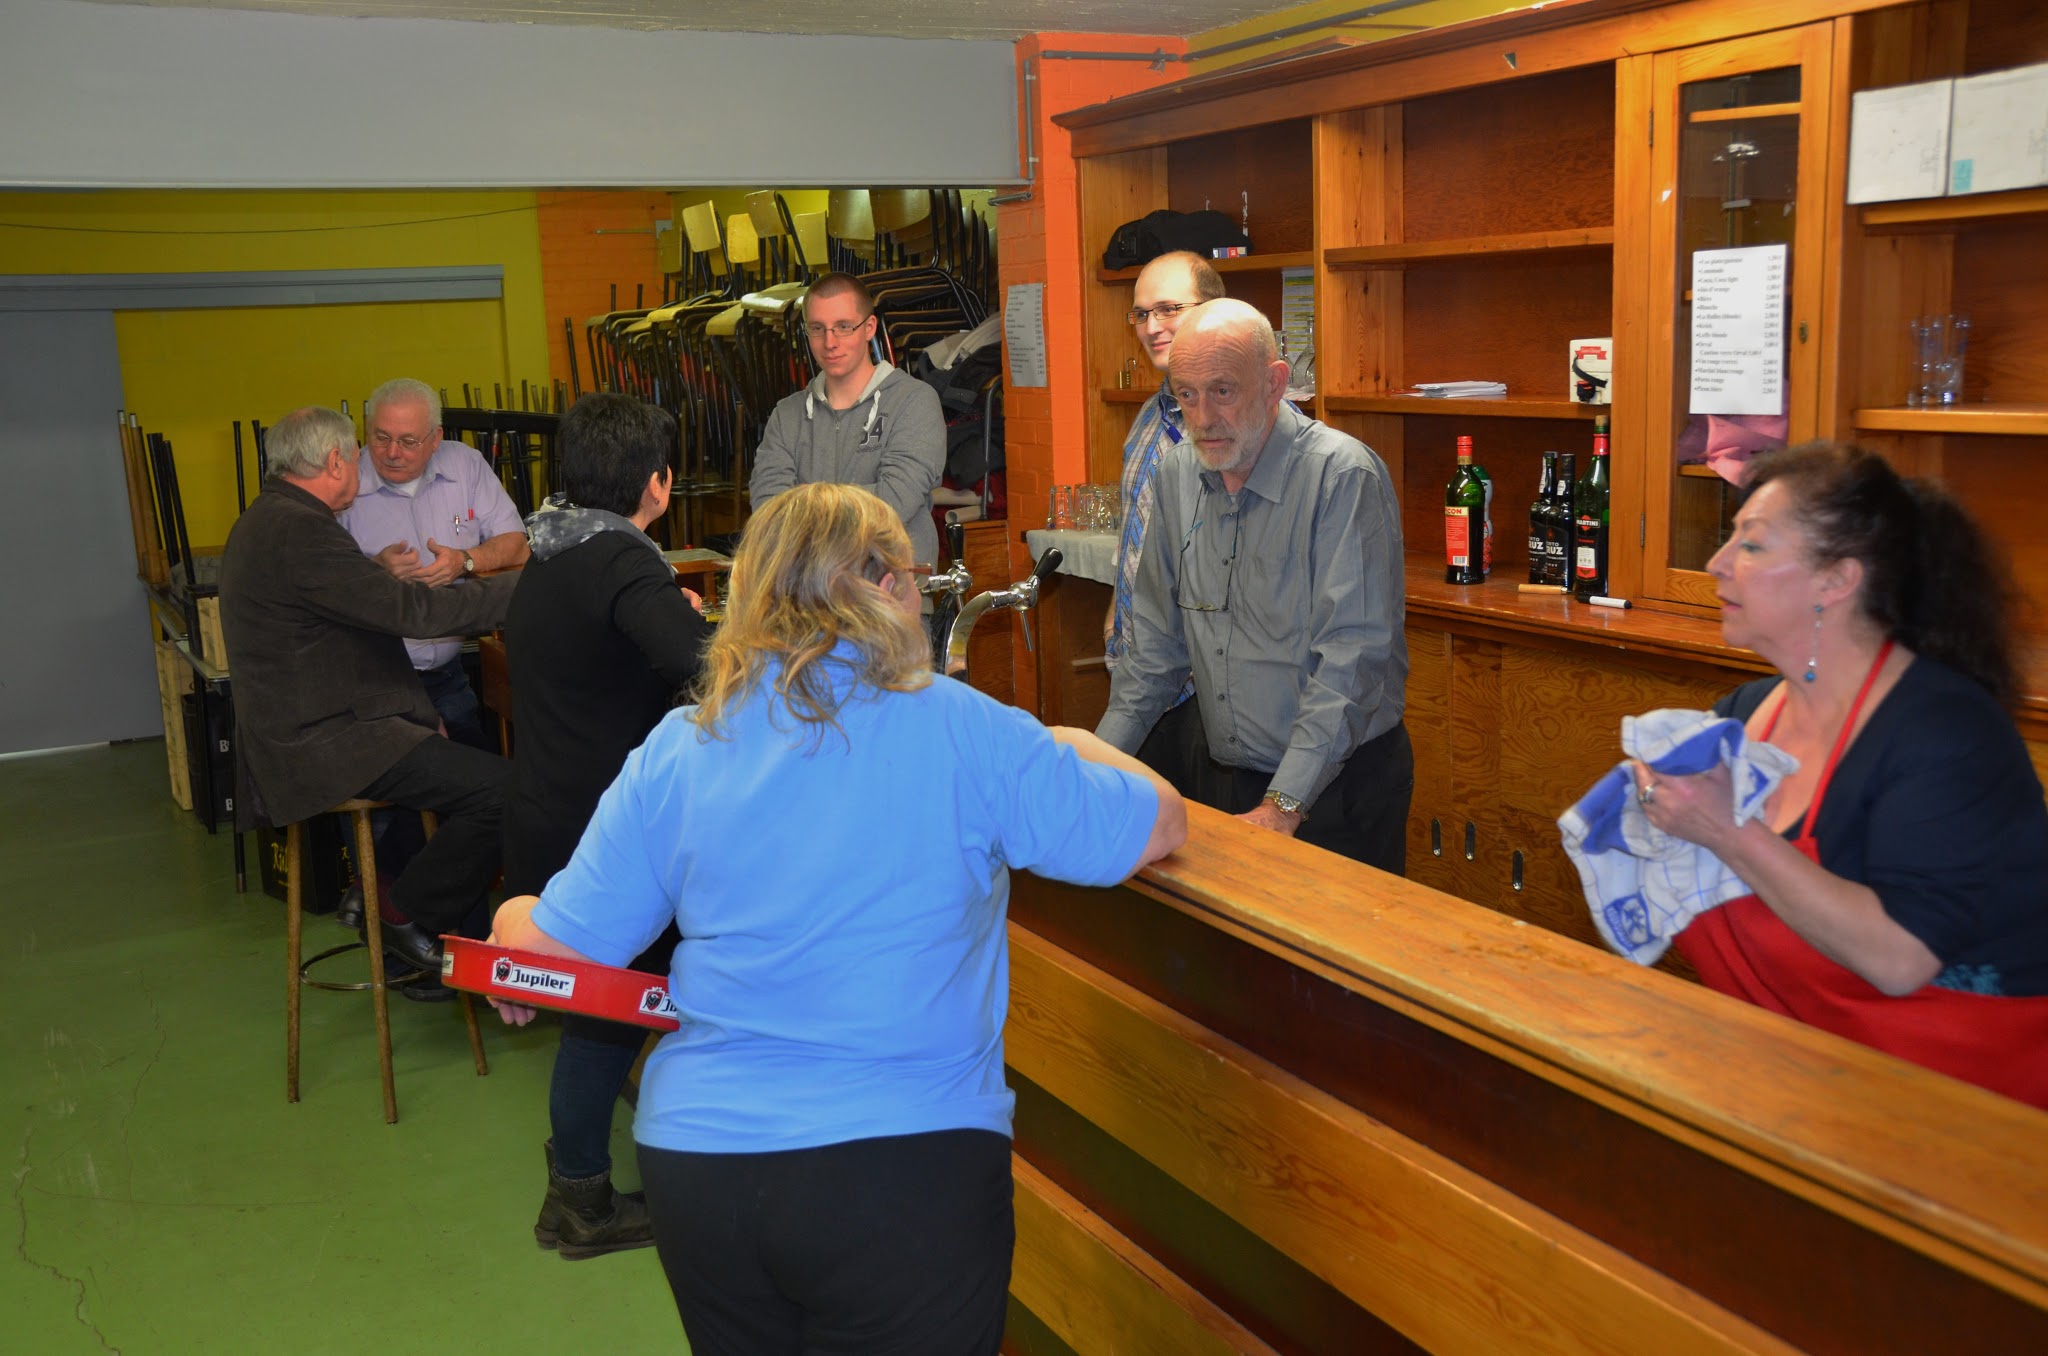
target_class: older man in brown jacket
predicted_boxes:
[220,406,517,975]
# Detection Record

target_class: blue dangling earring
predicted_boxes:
[1803,603,1823,683]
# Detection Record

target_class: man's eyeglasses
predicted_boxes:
[369,431,432,452]
[804,318,872,339]
[1127,301,1199,327]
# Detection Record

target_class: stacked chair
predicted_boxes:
[579,187,1002,551]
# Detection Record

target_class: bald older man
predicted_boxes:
[1095,300,1412,873]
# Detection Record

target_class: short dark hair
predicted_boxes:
[1746,442,2019,704]
[557,394,675,519]
[803,271,875,318]
[1151,250,1227,302]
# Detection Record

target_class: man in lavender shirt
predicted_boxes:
[339,378,530,749]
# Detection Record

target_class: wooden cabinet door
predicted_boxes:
[1635,23,1837,609]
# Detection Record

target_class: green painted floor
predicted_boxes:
[2,741,685,1354]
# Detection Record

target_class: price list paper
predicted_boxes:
[1003,283,1049,389]
[1688,244,1787,417]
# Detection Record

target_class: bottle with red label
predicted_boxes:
[1572,415,1611,602]
[1444,435,1486,585]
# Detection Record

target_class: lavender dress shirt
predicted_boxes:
[338,440,521,670]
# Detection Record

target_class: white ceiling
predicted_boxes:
[93,0,1306,40]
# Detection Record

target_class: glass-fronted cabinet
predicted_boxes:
[1642,25,1834,607]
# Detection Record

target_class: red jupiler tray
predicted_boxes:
[441,936,681,1031]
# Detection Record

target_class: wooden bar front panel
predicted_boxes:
[1004,821,2048,1353]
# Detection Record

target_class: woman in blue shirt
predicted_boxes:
[490,482,1185,1354]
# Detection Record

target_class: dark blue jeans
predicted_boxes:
[550,1015,649,1179]
[418,658,491,753]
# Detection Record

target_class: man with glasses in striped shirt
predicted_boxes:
[1105,251,1224,786]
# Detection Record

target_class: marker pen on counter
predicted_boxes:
[1588,595,1631,609]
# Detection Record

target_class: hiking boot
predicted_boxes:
[534,1141,656,1260]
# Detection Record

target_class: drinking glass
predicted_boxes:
[1050,484,1078,530]
[1909,314,1970,407]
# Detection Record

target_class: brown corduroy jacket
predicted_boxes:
[219,477,515,827]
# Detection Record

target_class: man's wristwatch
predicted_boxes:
[1263,790,1307,820]
[462,550,475,574]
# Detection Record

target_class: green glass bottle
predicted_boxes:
[1572,416,1612,602]
[1444,434,1486,586]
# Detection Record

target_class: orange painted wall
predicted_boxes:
[536,190,673,398]
[997,34,1184,712]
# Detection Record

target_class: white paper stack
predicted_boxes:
[1949,62,2048,195]
[1847,79,1953,203]
[1415,380,1508,398]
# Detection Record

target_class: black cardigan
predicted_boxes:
[502,531,712,896]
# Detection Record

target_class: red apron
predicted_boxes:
[1677,642,2048,1109]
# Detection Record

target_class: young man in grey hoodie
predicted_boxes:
[748,273,948,569]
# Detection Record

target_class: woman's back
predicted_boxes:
[537,660,1161,1153]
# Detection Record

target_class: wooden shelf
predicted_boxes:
[1096,250,1314,283]
[1324,228,1615,270]
[1852,403,2048,436]
[1677,463,1726,479]
[1324,394,1603,420]
[1861,187,2048,234]
[1687,102,1801,123]
[1098,387,1151,405]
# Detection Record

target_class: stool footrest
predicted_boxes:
[300,940,430,993]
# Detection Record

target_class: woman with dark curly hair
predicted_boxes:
[1637,443,2048,1107]
[490,482,1186,1353]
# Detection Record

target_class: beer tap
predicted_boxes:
[944,548,1063,680]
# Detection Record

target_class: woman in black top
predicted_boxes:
[501,393,713,1256]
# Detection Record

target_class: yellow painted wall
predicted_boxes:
[0,190,550,549]
[1187,0,1529,74]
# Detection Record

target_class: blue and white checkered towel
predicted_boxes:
[1557,709,1799,965]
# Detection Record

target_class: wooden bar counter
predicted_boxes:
[1004,804,2048,1355]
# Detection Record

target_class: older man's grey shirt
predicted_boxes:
[1096,402,1407,809]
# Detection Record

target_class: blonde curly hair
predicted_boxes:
[690,483,931,743]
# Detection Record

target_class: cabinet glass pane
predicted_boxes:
[1666,67,1800,572]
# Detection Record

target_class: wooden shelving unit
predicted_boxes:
[1324,228,1615,269]
[1688,101,1801,122]
[1323,394,1601,420]
[1861,186,2048,233]
[1852,403,2048,436]
[1051,0,2048,976]
[1096,249,1314,283]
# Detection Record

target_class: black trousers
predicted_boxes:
[638,1129,1013,1356]
[1171,717,1414,876]
[1132,693,1208,795]
[357,735,509,938]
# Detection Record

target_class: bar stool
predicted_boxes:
[284,799,488,1123]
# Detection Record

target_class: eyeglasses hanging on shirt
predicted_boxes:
[1174,502,1243,614]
